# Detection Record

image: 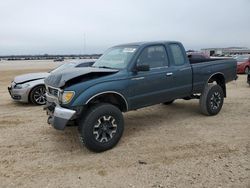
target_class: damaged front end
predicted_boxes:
[44,85,83,130]
[46,104,76,130]
[44,67,119,130]
[44,86,73,130]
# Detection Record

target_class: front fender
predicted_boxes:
[71,80,129,107]
[27,79,45,93]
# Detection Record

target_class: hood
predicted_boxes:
[44,67,119,88]
[14,72,50,84]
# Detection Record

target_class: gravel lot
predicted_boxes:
[0,60,249,188]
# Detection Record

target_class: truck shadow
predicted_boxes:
[46,101,202,153]
[123,101,201,138]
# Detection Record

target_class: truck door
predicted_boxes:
[167,43,192,98]
[128,45,175,109]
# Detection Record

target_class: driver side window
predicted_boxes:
[137,45,169,68]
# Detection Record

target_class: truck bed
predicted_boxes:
[189,57,232,64]
[191,59,237,94]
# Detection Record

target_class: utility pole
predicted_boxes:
[83,33,86,56]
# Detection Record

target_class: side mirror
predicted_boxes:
[135,64,150,72]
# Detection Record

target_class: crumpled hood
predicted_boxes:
[14,72,50,84]
[44,67,118,88]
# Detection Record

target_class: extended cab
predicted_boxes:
[44,41,237,152]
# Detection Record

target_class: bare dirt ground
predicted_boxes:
[0,60,249,188]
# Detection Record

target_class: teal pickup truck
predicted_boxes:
[44,41,237,152]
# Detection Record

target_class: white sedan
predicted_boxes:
[8,61,94,105]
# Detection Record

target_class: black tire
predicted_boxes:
[29,85,46,105]
[163,100,175,105]
[79,103,124,152]
[199,84,224,116]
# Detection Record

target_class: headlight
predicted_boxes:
[15,83,30,89]
[62,91,75,104]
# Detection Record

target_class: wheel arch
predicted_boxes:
[207,72,226,97]
[85,91,128,112]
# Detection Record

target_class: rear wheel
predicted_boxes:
[29,85,46,105]
[79,103,124,152]
[199,84,224,116]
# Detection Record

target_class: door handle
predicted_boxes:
[131,77,145,81]
[166,72,173,77]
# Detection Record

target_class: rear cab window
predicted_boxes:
[169,44,186,66]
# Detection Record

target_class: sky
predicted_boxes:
[0,0,249,55]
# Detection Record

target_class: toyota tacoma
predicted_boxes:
[44,41,237,152]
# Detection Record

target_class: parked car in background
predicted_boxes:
[8,61,94,105]
[54,57,64,62]
[234,55,250,74]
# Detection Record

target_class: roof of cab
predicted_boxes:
[114,41,181,48]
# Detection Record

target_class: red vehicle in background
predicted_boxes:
[235,55,250,74]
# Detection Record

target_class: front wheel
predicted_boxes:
[29,85,46,105]
[199,84,224,116]
[79,103,124,152]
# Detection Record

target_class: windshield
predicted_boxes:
[93,46,138,69]
[50,63,77,74]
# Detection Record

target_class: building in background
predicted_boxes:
[201,47,250,57]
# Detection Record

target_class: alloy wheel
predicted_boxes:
[210,92,222,110]
[93,115,118,143]
[33,86,46,105]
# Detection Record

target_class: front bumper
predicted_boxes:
[44,93,76,130]
[8,84,30,102]
[45,104,76,130]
